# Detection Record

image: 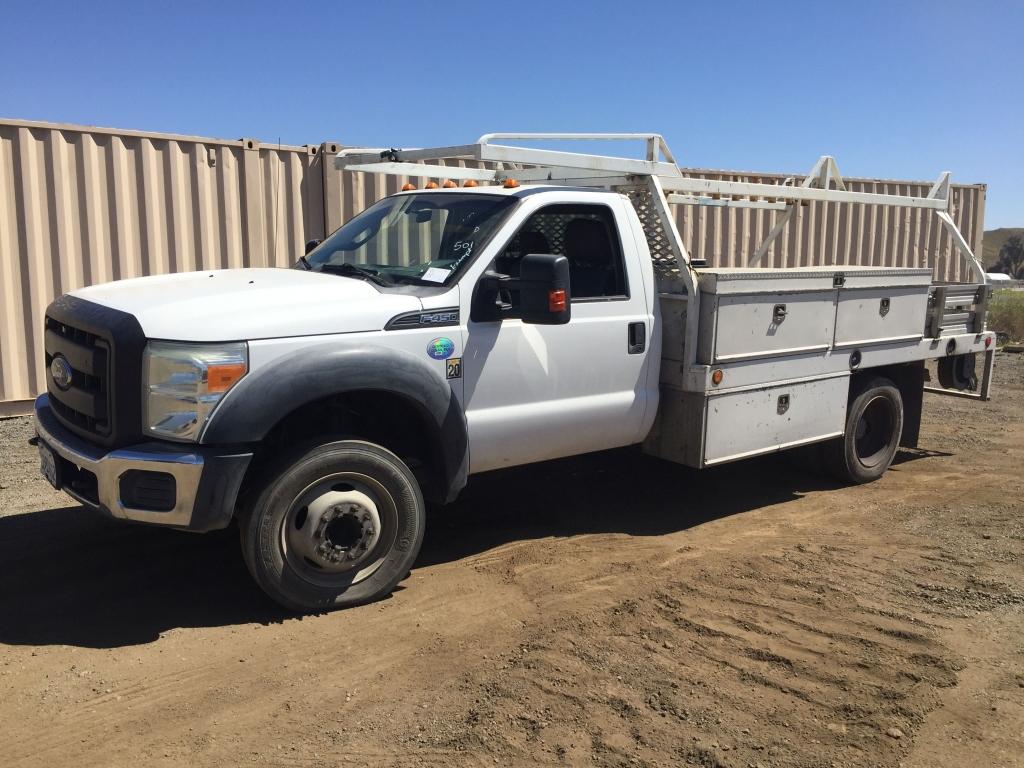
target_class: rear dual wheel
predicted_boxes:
[825,376,904,484]
[240,440,425,612]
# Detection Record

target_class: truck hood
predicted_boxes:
[70,268,423,341]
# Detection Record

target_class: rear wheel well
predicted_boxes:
[850,361,924,448]
[237,390,444,509]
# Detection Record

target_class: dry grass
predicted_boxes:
[989,289,1024,342]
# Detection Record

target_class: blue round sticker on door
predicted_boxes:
[427,337,456,360]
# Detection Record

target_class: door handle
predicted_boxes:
[628,322,646,354]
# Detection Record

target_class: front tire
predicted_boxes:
[825,377,904,484]
[241,440,425,612]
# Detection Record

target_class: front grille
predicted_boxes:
[45,316,112,438]
[43,294,147,448]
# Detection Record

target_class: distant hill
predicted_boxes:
[983,228,1024,269]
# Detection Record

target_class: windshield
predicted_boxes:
[304,193,517,285]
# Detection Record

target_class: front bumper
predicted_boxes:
[33,394,252,532]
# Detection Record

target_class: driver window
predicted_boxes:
[494,204,628,300]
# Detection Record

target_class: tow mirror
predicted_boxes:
[304,238,322,255]
[517,253,571,324]
[470,253,571,325]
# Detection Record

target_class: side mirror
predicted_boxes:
[517,253,571,324]
[470,253,571,325]
[304,238,322,255]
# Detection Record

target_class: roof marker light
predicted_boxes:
[401,182,416,191]
[442,180,457,188]
[463,179,479,187]
[503,178,520,189]
[424,181,439,189]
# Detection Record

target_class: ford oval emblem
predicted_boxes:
[427,337,456,360]
[50,355,73,390]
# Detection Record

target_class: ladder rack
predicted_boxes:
[335,132,986,283]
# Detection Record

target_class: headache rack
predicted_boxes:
[337,134,990,391]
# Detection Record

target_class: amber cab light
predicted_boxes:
[503,178,520,188]
[463,179,479,187]
[424,181,439,189]
[548,289,567,313]
[401,182,416,191]
[442,180,457,188]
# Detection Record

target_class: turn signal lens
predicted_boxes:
[207,362,248,393]
[711,369,724,386]
[442,180,457,188]
[985,336,993,348]
[401,182,416,191]
[503,178,520,188]
[424,181,439,189]
[463,179,478,187]
[548,289,567,313]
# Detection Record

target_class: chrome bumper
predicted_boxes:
[33,394,250,530]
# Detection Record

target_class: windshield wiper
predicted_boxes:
[390,274,440,286]
[318,262,393,286]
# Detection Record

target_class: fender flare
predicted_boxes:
[200,344,468,502]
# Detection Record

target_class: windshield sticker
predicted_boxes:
[427,337,456,360]
[421,267,451,283]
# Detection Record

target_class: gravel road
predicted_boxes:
[1,355,1021,767]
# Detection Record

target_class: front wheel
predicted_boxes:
[240,440,425,612]
[825,377,904,484]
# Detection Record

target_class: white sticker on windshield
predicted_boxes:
[421,267,451,284]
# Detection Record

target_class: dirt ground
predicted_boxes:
[1,356,1021,768]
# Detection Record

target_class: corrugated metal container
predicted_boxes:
[669,168,985,282]
[0,119,327,412]
[0,119,986,413]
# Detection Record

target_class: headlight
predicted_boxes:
[143,341,248,442]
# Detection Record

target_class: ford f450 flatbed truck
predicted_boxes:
[34,134,995,611]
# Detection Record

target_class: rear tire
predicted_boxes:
[825,377,904,484]
[240,440,425,612]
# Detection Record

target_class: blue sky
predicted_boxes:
[2,0,1021,227]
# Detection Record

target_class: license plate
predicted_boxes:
[38,441,61,490]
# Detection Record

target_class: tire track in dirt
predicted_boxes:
[1,354,1021,767]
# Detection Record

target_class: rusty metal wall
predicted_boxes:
[0,119,987,411]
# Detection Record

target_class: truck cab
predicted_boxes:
[35,183,666,611]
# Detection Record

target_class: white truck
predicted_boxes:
[33,134,995,611]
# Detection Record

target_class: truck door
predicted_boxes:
[462,199,654,473]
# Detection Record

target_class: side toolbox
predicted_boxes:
[697,268,838,364]
[833,269,932,348]
[703,376,849,465]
